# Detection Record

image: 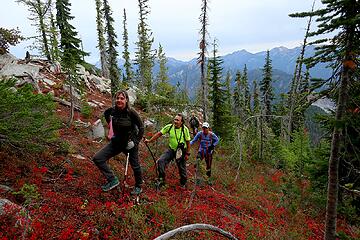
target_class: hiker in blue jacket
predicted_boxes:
[190,122,219,177]
[92,90,144,194]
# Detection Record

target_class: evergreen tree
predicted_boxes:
[17,0,52,60]
[291,1,360,238]
[56,0,87,126]
[252,80,260,115]
[49,10,60,62]
[232,70,241,116]
[155,43,174,97]
[122,8,133,85]
[208,39,231,139]
[198,0,209,121]
[0,27,23,54]
[134,0,155,93]
[95,0,109,78]
[260,50,274,120]
[242,64,251,115]
[103,0,120,98]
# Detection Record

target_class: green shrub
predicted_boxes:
[0,79,60,152]
[13,183,40,206]
[81,101,93,119]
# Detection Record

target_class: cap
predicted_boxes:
[202,122,210,128]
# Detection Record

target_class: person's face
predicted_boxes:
[202,127,209,134]
[115,93,127,110]
[173,115,182,128]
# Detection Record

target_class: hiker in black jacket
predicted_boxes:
[92,90,144,194]
[189,112,200,136]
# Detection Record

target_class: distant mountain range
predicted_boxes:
[97,45,332,99]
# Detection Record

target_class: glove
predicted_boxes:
[126,140,135,150]
[208,145,214,151]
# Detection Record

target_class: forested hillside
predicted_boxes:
[0,0,359,239]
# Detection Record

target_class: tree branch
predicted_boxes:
[154,223,238,240]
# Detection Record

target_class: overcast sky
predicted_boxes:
[3,0,322,63]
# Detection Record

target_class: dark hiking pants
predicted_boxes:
[92,141,142,187]
[196,151,213,177]
[157,148,187,185]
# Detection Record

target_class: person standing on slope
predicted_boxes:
[92,90,144,195]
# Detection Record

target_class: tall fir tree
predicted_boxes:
[17,0,52,60]
[242,64,251,116]
[155,43,174,97]
[260,50,274,121]
[134,0,155,93]
[198,0,209,121]
[56,0,87,126]
[208,39,231,139]
[103,0,120,98]
[122,8,133,85]
[290,1,360,238]
[252,80,260,115]
[232,70,241,116]
[95,0,109,78]
[49,9,60,62]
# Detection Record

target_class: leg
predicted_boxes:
[157,149,174,182]
[205,153,213,177]
[127,145,142,187]
[176,155,187,186]
[92,142,121,182]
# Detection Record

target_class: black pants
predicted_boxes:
[92,141,142,187]
[158,148,187,185]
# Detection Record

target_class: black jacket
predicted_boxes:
[104,107,144,146]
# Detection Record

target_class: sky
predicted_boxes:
[2,0,323,63]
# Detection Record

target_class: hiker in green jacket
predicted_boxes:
[144,113,191,188]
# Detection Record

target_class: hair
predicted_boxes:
[176,113,185,124]
[114,90,130,110]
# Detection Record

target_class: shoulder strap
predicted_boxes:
[167,124,173,134]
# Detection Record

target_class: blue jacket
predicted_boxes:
[190,131,219,155]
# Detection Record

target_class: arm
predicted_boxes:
[212,133,219,146]
[190,132,200,145]
[185,140,191,161]
[103,107,113,125]
[144,131,162,143]
[130,109,144,145]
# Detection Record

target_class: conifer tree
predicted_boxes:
[208,39,231,139]
[103,0,120,98]
[252,80,260,115]
[17,0,52,60]
[291,1,360,238]
[198,0,209,121]
[155,43,174,98]
[56,0,87,126]
[134,0,155,93]
[232,70,241,116]
[95,0,109,78]
[49,10,60,62]
[122,8,133,85]
[0,27,23,54]
[242,65,251,115]
[260,50,274,121]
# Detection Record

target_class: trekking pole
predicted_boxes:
[123,153,130,188]
[144,140,158,176]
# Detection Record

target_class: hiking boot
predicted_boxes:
[155,178,165,189]
[101,177,119,192]
[206,170,211,177]
[131,186,142,195]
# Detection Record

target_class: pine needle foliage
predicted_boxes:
[0,79,60,152]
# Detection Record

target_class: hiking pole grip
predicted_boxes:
[144,139,158,176]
